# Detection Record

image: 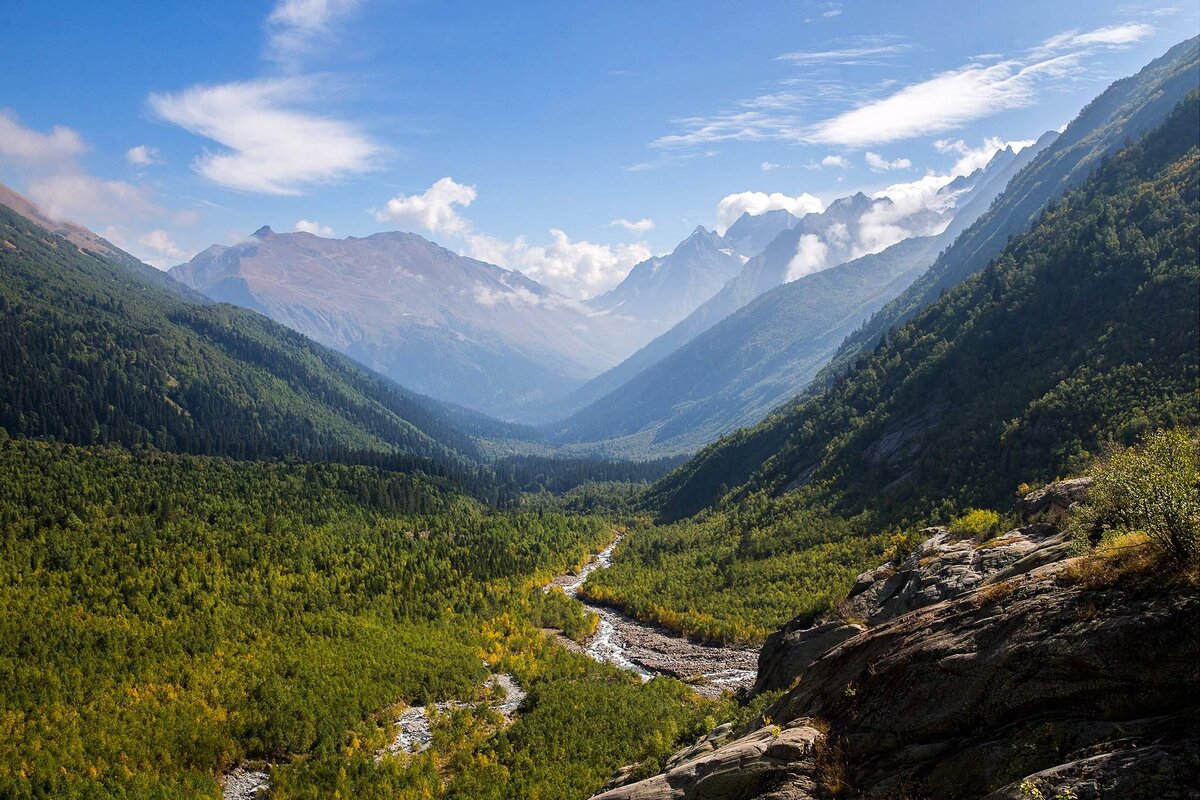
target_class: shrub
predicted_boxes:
[1077,429,1199,565]
[949,508,1003,539]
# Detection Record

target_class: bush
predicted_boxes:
[949,509,1003,539]
[1078,429,1200,564]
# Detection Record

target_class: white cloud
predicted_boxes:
[125,145,163,167]
[1032,22,1154,57]
[0,110,86,164]
[820,155,849,168]
[823,9,842,17]
[375,177,477,235]
[714,191,824,234]
[466,229,651,299]
[138,229,186,260]
[608,217,655,233]
[785,233,830,281]
[294,218,334,236]
[266,0,361,63]
[807,54,1080,146]
[760,161,781,171]
[865,152,912,171]
[24,172,153,222]
[0,111,154,223]
[371,177,649,298]
[648,22,1146,153]
[150,78,382,195]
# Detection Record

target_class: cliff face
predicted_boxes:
[592,481,1200,799]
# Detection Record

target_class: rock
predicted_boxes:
[841,523,1068,626]
[1015,477,1093,523]
[590,720,824,800]
[770,562,1199,796]
[755,620,864,694]
[983,739,1200,800]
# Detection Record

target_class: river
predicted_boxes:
[545,535,758,698]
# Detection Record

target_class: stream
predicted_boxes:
[545,535,758,698]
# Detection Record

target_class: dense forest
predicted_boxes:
[0,438,738,799]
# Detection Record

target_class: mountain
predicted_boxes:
[722,208,799,258]
[0,188,507,472]
[647,89,1200,523]
[816,34,1200,386]
[587,226,743,339]
[547,139,1048,455]
[0,183,143,270]
[170,228,643,417]
[545,151,1030,428]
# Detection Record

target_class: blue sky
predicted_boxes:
[0,0,1195,295]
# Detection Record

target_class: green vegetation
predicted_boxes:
[949,509,1004,539]
[583,495,881,644]
[1072,429,1199,564]
[0,439,727,799]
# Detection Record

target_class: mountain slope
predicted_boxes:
[170,228,642,417]
[816,34,1200,385]
[549,140,1049,454]
[588,226,742,339]
[546,148,1032,429]
[0,195,493,469]
[648,90,1200,523]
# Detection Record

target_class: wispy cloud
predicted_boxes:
[265,0,361,65]
[1031,22,1154,57]
[150,78,383,195]
[647,21,1156,152]
[777,35,912,65]
[609,217,655,233]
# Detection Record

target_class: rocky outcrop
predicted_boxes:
[592,720,824,800]
[755,519,1073,693]
[595,483,1200,799]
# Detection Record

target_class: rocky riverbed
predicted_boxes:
[547,535,757,698]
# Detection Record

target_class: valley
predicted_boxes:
[0,13,1196,800]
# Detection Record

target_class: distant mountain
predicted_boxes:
[547,138,1048,454]
[544,157,1026,428]
[587,226,742,338]
[816,34,1200,386]
[170,228,643,417]
[0,188,509,472]
[722,208,799,258]
[647,89,1200,522]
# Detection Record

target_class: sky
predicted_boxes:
[0,0,1195,297]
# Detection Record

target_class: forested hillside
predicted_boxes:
[0,202,494,466]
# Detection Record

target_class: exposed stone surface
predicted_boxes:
[591,720,823,800]
[1014,476,1093,523]
[596,493,1199,800]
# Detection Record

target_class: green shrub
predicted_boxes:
[949,509,1003,539]
[1076,429,1200,564]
